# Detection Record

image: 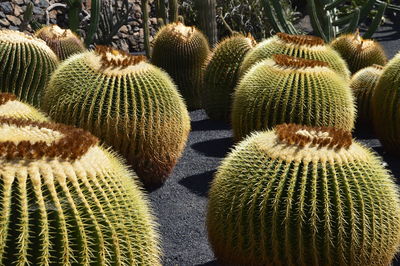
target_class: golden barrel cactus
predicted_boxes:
[0,93,49,122]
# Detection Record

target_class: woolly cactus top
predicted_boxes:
[0,93,17,106]
[277,32,325,47]
[0,30,55,55]
[35,25,79,41]
[165,22,197,41]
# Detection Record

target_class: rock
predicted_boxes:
[15,0,24,4]
[0,2,13,14]
[33,6,44,15]
[119,39,129,52]
[0,11,5,18]
[9,26,19,31]
[0,18,10,27]
[120,25,129,34]
[13,4,23,17]
[6,15,22,26]
[38,0,49,8]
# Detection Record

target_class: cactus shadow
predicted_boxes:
[192,137,233,158]
[195,260,219,266]
[179,170,216,197]
[191,119,231,131]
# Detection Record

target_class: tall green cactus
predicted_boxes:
[169,0,179,22]
[195,0,218,47]
[66,0,82,33]
[142,0,151,57]
[84,0,101,46]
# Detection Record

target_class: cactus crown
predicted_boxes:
[0,118,98,160]
[277,32,325,46]
[95,45,147,68]
[37,25,78,40]
[0,29,53,53]
[168,22,196,41]
[372,63,384,70]
[273,54,328,68]
[0,93,17,105]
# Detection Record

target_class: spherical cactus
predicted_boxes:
[240,32,350,80]
[35,24,86,61]
[151,22,210,110]
[0,118,160,265]
[331,32,387,74]
[207,123,400,266]
[372,52,400,155]
[232,55,355,141]
[203,34,255,122]
[0,93,49,122]
[350,65,383,127]
[0,30,58,106]
[42,46,190,188]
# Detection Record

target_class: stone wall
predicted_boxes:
[0,0,159,53]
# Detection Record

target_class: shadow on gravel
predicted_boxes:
[195,260,219,266]
[192,137,233,158]
[191,119,231,131]
[179,170,216,197]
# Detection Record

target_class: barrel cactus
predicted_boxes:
[331,32,387,74]
[350,65,383,127]
[0,117,160,265]
[151,22,210,110]
[0,93,49,122]
[42,46,190,188]
[240,32,350,79]
[203,34,255,122]
[35,24,86,61]
[232,54,355,141]
[207,123,400,266]
[0,30,58,106]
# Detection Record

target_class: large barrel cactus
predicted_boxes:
[203,34,255,122]
[232,55,355,141]
[350,65,383,127]
[42,46,190,188]
[35,24,86,61]
[331,32,387,74]
[0,92,49,122]
[0,30,58,106]
[240,32,350,79]
[151,22,210,110]
[208,123,400,266]
[0,118,160,265]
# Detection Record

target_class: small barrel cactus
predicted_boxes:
[203,34,255,122]
[372,52,400,155]
[207,123,400,266]
[42,46,190,188]
[240,32,350,79]
[331,32,387,74]
[0,93,49,122]
[350,65,384,127]
[232,55,355,141]
[0,118,160,265]
[0,30,58,106]
[151,22,210,110]
[35,24,86,61]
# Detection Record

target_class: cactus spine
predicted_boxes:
[0,93,49,122]
[208,123,400,266]
[0,118,160,265]
[0,30,58,106]
[240,33,350,80]
[35,25,86,61]
[204,34,255,122]
[232,55,355,141]
[151,22,210,110]
[42,46,190,188]
[331,32,387,74]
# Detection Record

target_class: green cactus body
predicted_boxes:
[350,65,383,127]
[207,123,400,266]
[42,46,190,188]
[0,118,160,265]
[331,33,387,74]
[151,22,210,110]
[372,52,400,155]
[203,34,255,122]
[0,93,49,122]
[240,33,350,80]
[232,55,355,141]
[0,30,59,106]
[35,25,86,61]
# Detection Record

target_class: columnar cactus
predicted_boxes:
[203,34,255,122]
[0,93,49,122]
[0,30,58,106]
[35,24,86,61]
[372,52,400,155]
[331,32,387,74]
[350,65,384,127]
[232,55,355,141]
[0,118,160,265]
[240,32,350,79]
[42,46,190,188]
[151,22,210,110]
[207,123,400,266]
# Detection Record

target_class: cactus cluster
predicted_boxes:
[0,93,49,122]
[151,22,210,110]
[0,30,58,106]
[331,32,387,74]
[232,54,355,141]
[240,32,350,79]
[42,46,190,188]
[0,118,160,265]
[207,123,400,266]
[203,34,255,122]
[35,24,86,61]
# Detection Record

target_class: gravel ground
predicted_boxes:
[148,21,400,266]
